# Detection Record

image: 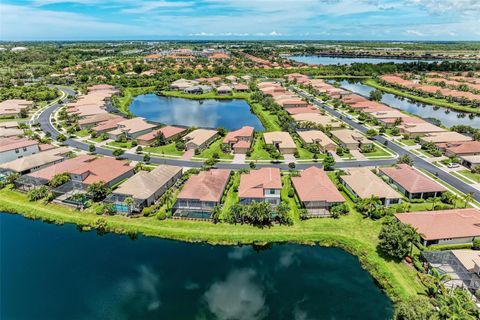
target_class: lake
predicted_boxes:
[288,55,439,65]
[129,94,265,131]
[0,213,393,320]
[337,80,480,128]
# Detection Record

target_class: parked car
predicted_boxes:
[447,163,460,168]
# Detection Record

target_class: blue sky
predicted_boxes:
[1,0,480,41]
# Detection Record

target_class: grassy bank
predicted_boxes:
[365,79,480,114]
[0,188,423,303]
[114,86,157,115]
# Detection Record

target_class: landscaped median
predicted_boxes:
[0,187,423,303]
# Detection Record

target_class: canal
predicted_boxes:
[337,80,480,129]
[129,94,265,131]
[0,213,393,320]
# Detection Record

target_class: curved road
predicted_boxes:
[38,87,479,202]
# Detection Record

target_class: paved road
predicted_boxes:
[38,87,479,202]
[293,87,480,202]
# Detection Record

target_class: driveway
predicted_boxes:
[232,153,246,164]
[350,150,367,161]
[283,154,296,163]
[181,149,195,160]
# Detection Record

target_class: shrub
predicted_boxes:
[27,186,50,201]
[473,239,480,250]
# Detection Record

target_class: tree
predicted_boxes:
[154,132,166,146]
[48,173,71,188]
[397,154,413,166]
[275,202,293,225]
[370,89,383,101]
[393,296,435,320]
[87,182,111,202]
[143,154,151,163]
[365,129,378,138]
[463,192,473,208]
[323,153,335,170]
[356,195,382,219]
[57,134,67,142]
[112,148,124,158]
[378,217,412,260]
[27,186,50,201]
[89,144,96,153]
[211,205,222,223]
[124,197,135,212]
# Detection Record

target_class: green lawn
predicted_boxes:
[294,140,314,159]
[75,129,91,137]
[221,172,240,218]
[365,79,480,114]
[399,139,417,146]
[115,86,157,115]
[143,142,184,156]
[458,170,480,183]
[451,171,475,184]
[362,145,392,158]
[247,135,284,161]
[107,141,135,149]
[249,101,282,132]
[280,175,300,219]
[196,138,233,160]
[0,187,424,302]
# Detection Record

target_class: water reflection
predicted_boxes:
[129,94,265,130]
[1,213,392,320]
[337,80,480,128]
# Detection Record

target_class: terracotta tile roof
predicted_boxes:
[263,132,296,149]
[70,157,134,185]
[297,130,336,148]
[437,141,480,155]
[286,106,320,115]
[177,169,231,202]
[223,126,254,144]
[0,147,70,173]
[292,166,345,203]
[421,131,472,143]
[239,168,281,199]
[137,126,187,142]
[28,155,96,180]
[92,117,125,132]
[380,164,446,194]
[396,209,480,241]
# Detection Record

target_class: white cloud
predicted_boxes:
[405,29,425,36]
[121,1,191,14]
[203,269,268,320]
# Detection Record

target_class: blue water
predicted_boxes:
[288,55,439,65]
[337,80,480,128]
[0,213,392,320]
[129,94,265,131]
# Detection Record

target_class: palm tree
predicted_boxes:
[361,195,381,218]
[463,192,473,208]
[430,197,439,210]
[405,226,422,257]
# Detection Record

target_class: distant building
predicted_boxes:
[0,137,40,164]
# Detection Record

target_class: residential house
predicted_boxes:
[78,113,122,129]
[112,165,182,212]
[170,79,199,90]
[380,164,446,199]
[223,126,254,154]
[137,126,187,146]
[398,123,446,138]
[184,85,212,94]
[436,141,480,157]
[0,147,70,174]
[460,155,480,169]
[331,129,372,150]
[297,130,337,153]
[263,132,297,154]
[107,117,156,140]
[238,168,282,206]
[292,166,345,215]
[0,137,40,163]
[0,99,33,118]
[292,113,343,129]
[420,132,473,144]
[396,208,480,246]
[340,168,402,206]
[234,84,249,92]
[174,169,231,218]
[27,155,96,181]
[217,85,232,95]
[183,129,218,151]
[69,157,135,187]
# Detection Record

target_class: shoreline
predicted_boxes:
[0,187,422,304]
[364,79,480,114]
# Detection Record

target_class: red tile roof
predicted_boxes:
[137,126,186,142]
[380,164,446,194]
[223,126,254,144]
[396,209,480,240]
[70,157,133,185]
[436,141,480,156]
[239,168,282,199]
[177,169,231,202]
[292,166,345,203]
[28,155,96,180]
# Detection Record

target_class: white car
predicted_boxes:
[447,163,460,168]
